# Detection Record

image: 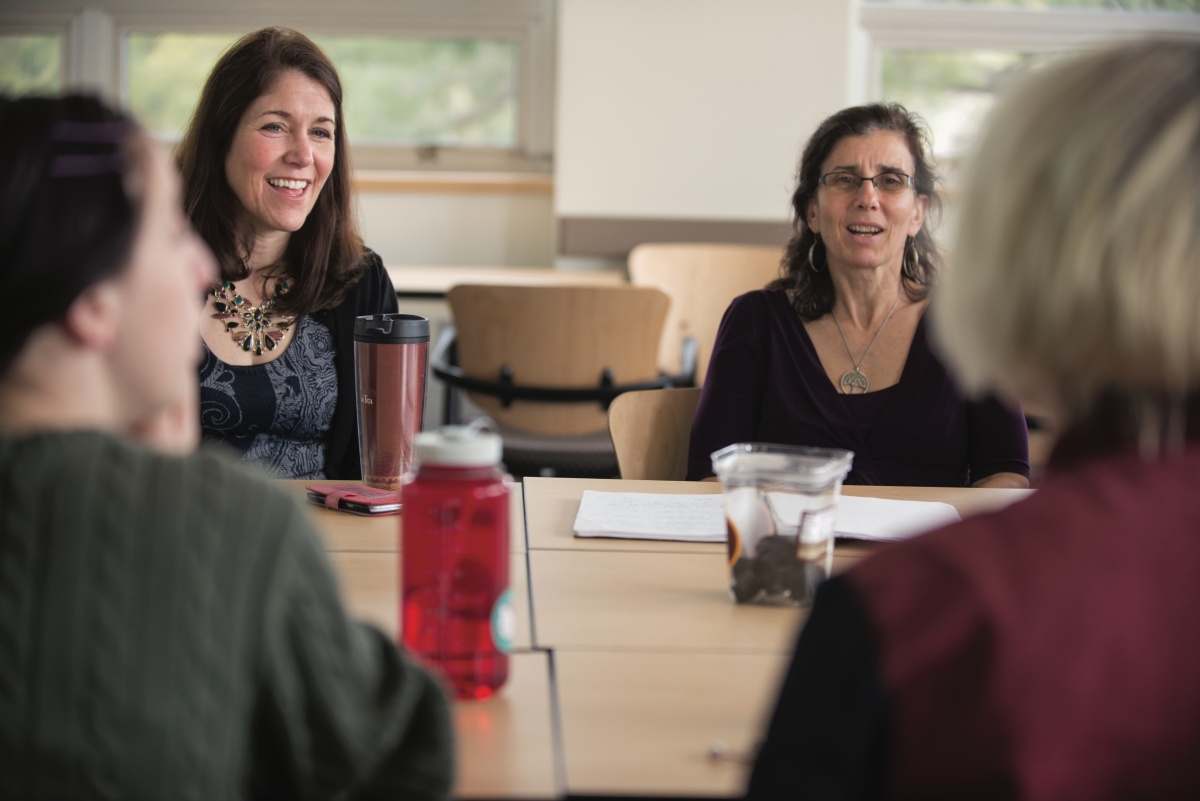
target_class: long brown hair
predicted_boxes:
[770,103,943,321]
[176,27,366,316]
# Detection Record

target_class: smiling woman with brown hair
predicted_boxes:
[177,27,399,480]
[687,103,1030,488]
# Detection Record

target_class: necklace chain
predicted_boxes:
[211,277,295,356]
[831,291,901,394]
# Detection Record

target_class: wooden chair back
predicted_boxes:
[445,284,671,435]
[607,387,702,480]
[628,243,785,381]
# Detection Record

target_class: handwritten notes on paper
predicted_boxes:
[571,491,963,544]
[572,492,727,542]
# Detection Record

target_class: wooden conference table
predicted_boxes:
[289,478,1032,799]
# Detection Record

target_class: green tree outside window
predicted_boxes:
[0,34,61,95]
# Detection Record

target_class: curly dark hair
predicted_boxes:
[176,27,366,317]
[769,102,943,321]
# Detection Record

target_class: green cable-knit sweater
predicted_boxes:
[0,431,453,799]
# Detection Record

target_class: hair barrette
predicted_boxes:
[51,119,130,143]
[49,153,126,178]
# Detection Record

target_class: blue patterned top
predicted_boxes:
[199,315,338,479]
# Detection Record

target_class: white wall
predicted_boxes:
[555,0,854,223]
[359,190,555,266]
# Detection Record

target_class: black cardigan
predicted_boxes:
[311,250,399,479]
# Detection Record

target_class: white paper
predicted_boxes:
[572,491,726,542]
[834,496,961,542]
[571,491,961,544]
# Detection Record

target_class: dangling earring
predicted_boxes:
[807,233,824,273]
[903,236,920,279]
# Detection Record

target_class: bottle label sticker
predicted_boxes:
[490,588,514,654]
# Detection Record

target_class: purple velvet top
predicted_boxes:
[686,289,1029,486]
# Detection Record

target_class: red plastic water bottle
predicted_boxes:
[401,424,511,700]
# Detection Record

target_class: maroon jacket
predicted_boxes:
[749,416,1200,800]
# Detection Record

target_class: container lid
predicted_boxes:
[711,442,854,488]
[415,423,503,467]
[354,313,430,344]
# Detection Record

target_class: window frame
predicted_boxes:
[859,1,1200,99]
[857,1,1200,176]
[0,0,555,174]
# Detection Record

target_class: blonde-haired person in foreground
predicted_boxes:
[0,94,452,799]
[747,38,1200,800]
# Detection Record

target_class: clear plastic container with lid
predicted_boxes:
[712,442,853,606]
[400,422,511,700]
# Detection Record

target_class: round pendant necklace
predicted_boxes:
[211,277,295,356]
[831,291,901,394]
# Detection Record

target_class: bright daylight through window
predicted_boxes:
[868,0,1200,162]
[0,33,61,94]
[125,32,518,150]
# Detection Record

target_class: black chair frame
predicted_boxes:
[431,326,698,427]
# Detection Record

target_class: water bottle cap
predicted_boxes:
[415,423,503,466]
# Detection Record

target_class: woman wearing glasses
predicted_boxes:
[687,103,1029,487]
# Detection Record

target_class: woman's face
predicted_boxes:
[109,142,217,421]
[224,69,336,245]
[806,131,928,279]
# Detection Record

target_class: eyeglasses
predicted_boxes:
[819,171,914,195]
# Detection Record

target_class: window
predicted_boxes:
[316,36,518,149]
[125,33,232,138]
[1,1,553,173]
[0,33,61,94]
[881,49,1068,159]
[869,0,1198,8]
[861,0,1200,164]
[126,32,520,150]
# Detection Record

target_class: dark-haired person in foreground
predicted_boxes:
[748,39,1200,800]
[179,27,399,479]
[687,103,1029,488]
[0,94,451,799]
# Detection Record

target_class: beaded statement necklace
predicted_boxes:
[211,278,296,356]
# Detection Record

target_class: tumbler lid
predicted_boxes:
[415,422,503,467]
[354,313,430,344]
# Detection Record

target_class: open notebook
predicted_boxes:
[572,491,961,544]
